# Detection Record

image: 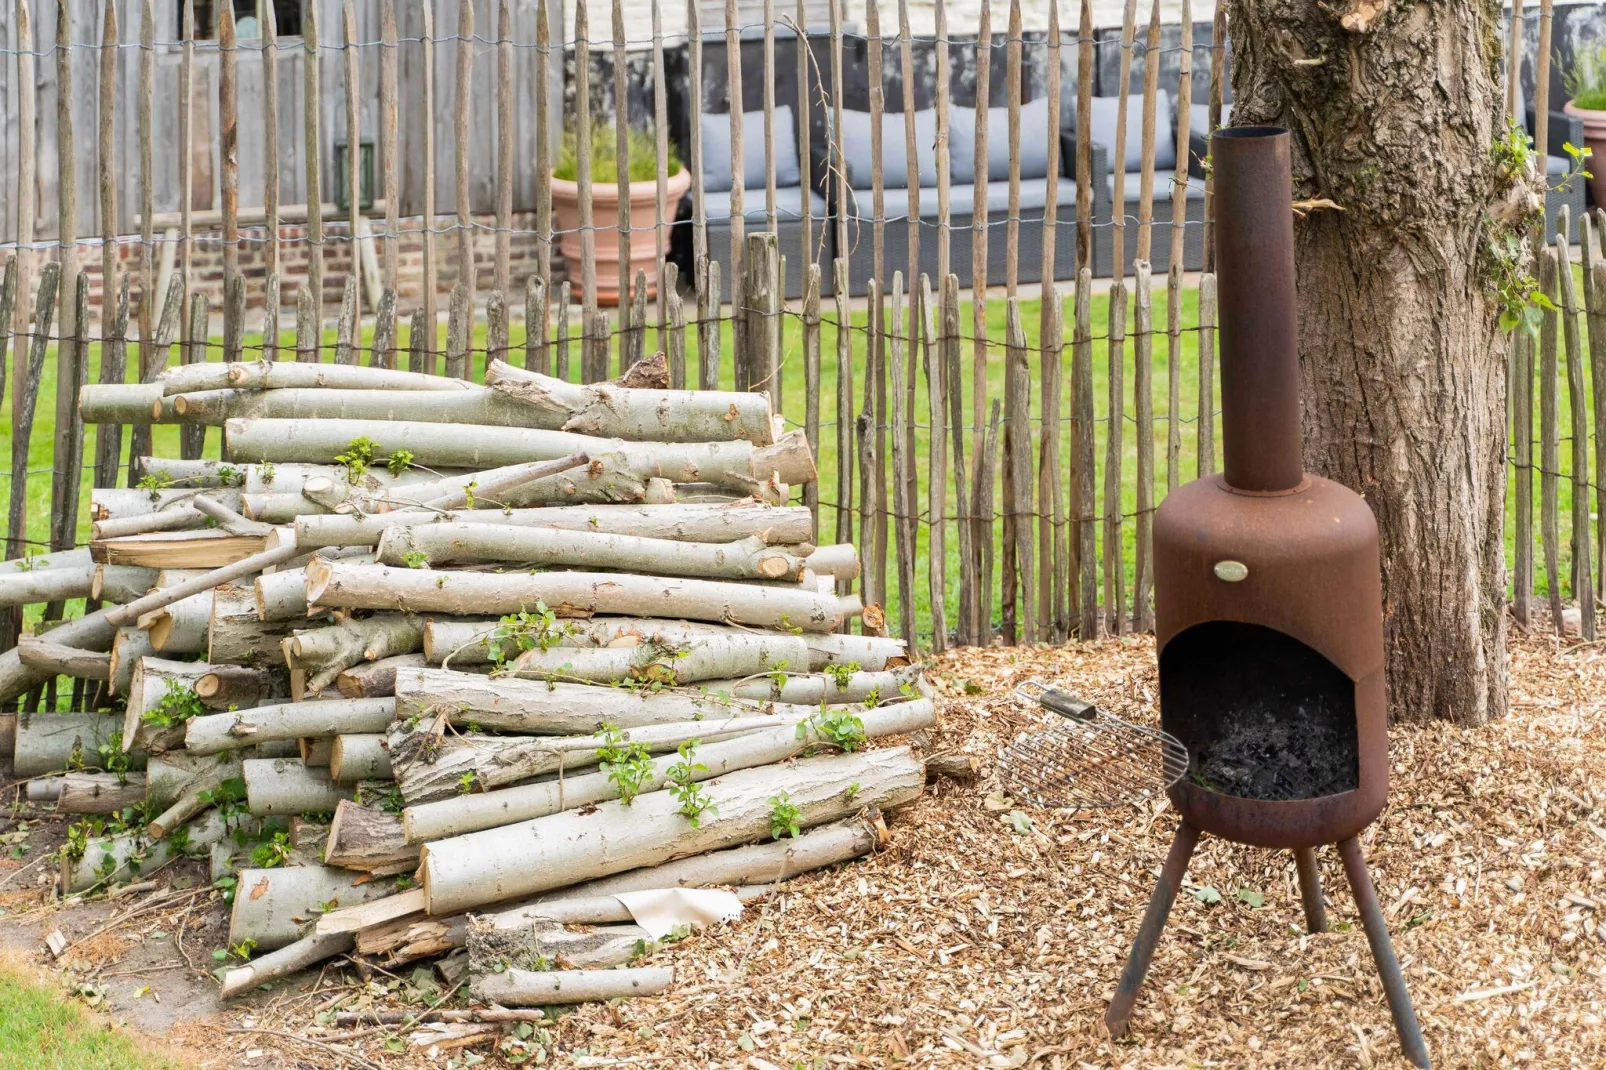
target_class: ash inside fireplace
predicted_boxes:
[1160,621,1359,801]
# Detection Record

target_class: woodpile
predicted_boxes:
[10,357,934,1012]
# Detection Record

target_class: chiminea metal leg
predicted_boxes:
[1292,846,1327,933]
[1104,821,1200,1037]
[1337,836,1431,1069]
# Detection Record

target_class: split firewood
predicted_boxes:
[242,758,354,816]
[401,700,935,842]
[387,710,794,806]
[184,697,397,755]
[104,538,304,629]
[294,502,815,550]
[306,560,862,634]
[466,916,647,974]
[195,664,287,710]
[209,584,293,668]
[191,495,274,537]
[925,751,985,782]
[499,633,809,688]
[16,637,111,681]
[227,359,478,392]
[219,931,354,1000]
[419,747,925,914]
[324,800,416,873]
[122,657,217,754]
[91,565,160,604]
[52,772,147,815]
[92,527,271,569]
[145,756,245,839]
[0,608,118,704]
[223,418,817,494]
[329,735,393,782]
[470,966,672,1007]
[139,589,214,653]
[229,864,399,951]
[393,667,788,735]
[484,358,775,444]
[335,654,430,698]
[375,524,808,584]
[281,615,423,694]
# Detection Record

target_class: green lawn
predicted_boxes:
[0,961,186,1070]
[1,273,1594,649]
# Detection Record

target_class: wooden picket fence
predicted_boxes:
[0,0,1599,664]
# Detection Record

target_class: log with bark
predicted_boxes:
[714,667,923,706]
[60,807,244,894]
[282,614,423,694]
[400,700,935,842]
[0,559,128,608]
[485,358,775,443]
[92,488,233,522]
[227,360,478,392]
[224,419,816,495]
[136,456,451,496]
[329,734,393,782]
[497,454,671,507]
[242,758,355,815]
[0,609,118,704]
[303,454,588,517]
[139,589,213,653]
[323,800,415,873]
[121,657,216,754]
[294,502,815,550]
[164,384,611,430]
[184,698,397,755]
[90,503,208,541]
[419,746,925,913]
[108,626,155,695]
[306,561,860,633]
[393,668,789,735]
[219,931,355,1000]
[209,583,293,668]
[78,381,169,423]
[53,772,147,814]
[335,654,430,698]
[16,637,111,680]
[375,524,808,582]
[195,664,287,710]
[301,738,333,767]
[92,566,160,604]
[467,916,649,973]
[146,758,246,839]
[229,864,399,950]
[499,633,809,688]
[470,966,673,1007]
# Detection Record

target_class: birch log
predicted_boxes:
[336,654,430,698]
[93,566,160,603]
[329,734,393,782]
[109,626,156,694]
[196,664,286,710]
[185,698,397,755]
[323,800,412,871]
[295,503,814,549]
[402,700,935,841]
[471,967,671,1007]
[219,931,354,1000]
[467,917,647,973]
[60,808,241,894]
[501,634,809,687]
[713,667,922,705]
[140,589,213,652]
[0,563,122,607]
[103,539,304,628]
[0,608,118,704]
[223,419,816,494]
[134,458,449,496]
[122,657,214,754]
[282,614,423,693]
[164,385,623,430]
[16,637,111,680]
[484,359,774,443]
[78,381,168,422]
[243,758,354,815]
[306,561,860,633]
[227,360,475,392]
[12,712,136,777]
[420,747,925,913]
[145,755,245,838]
[229,864,397,950]
[208,584,292,667]
[54,773,146,814]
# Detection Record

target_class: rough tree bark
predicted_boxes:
[1227,0,1511,723]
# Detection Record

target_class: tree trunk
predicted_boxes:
[1227,0,1510,723]
[293,502,815,550]
[306,560,861,633]
[419,747,925,913]
[122,657,214,754]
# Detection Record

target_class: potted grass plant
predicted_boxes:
[1564,42,1606,205]
[551,124,688,305]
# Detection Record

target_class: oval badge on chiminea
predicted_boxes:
[1104,126,1431,1069]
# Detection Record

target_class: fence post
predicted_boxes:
[373,290,398,371]
[182,290,210,460]
[304,0,323,337]
[456,0,476,310]
[1005,298,1034,644]
[1556,235,1595,639]
[833,257,854,561]
[496,0,514,298]
[1198,273,1217,477]
[1074,270,1098,639]
[942,273,970,645]
[1539,245,1561,632]
[1133,259,1155,632]
[613,0,632,352]
[923,274,947,652]
[666,263,687,390]
[9,263,58,559]
[1104,279,1128,635]
[422,0,439,370]
[381,0,399,290]
[526,276,548,374]
[803,264,823,541]
[446,281,471,380]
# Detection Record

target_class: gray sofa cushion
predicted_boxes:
[845,178,1055,219]
[699,186,828,223]
[701,105,801,193]
[1082,91,1175,171]
[841,107,940,189]
[1188,100,1231,135]
[948,96,1054,184]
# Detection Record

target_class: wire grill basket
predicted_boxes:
[998,681,1190,812]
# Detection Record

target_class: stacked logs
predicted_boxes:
[2,356,933,1009]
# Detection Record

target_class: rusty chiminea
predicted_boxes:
[1103,127,1430,1068]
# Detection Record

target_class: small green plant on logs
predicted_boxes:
[666,739,716,827]
[768,792,802,840]
[142,680,204,729]
[596,722,654,805]
[334,436,378,483]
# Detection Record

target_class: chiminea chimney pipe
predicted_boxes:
[1212,127,1303,493]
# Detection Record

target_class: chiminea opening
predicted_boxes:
[1159,621,1359,801]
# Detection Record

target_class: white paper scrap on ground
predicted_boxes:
[612,888,746,940]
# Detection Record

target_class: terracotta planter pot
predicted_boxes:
[551,168,692,306]
[1563,100,1606,207]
